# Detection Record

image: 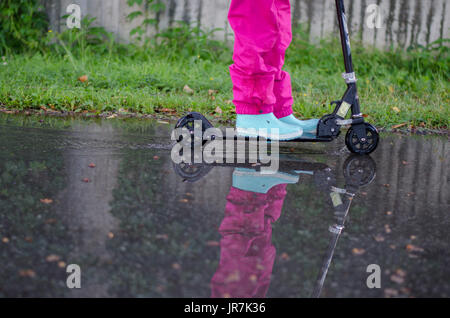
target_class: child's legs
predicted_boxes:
[273,0,294,118]
[228,0,280,115]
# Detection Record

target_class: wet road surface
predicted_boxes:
[0,114,448,298]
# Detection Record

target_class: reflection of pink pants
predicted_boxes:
[228,0,293,118]
[211,184,287,298]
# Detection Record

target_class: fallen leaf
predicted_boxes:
[40,198,53,204]
[156,234,168,240]
[384,224,392,234]
[46,254,61,262]
[45,218,57,224]
[159,108,177,114]
[392,107,401,113]
[225,271,240,283]
[390,274,405,284]
[2,237,9,243]
[388,86,395,93]
[406,244,424,253]
[57,261,66,268]
[400,287,411,295]
[179,198,189,203]
[383,184,390,188]
[172,263,181,270]
[396,269,407,278]
[225,100,233,105]
[386,211,393,216]
[19,269,36,278]
[352,248,366,255]
[384,288,399,298]
[78,75,88,83]
[24,237,33,243]
[215,106,223,114]
[374,234,385,242]
[392,123,407,129]
[208,89,218,96]
[280,253,290,260]
[206,241,220,247]
[156,285,166,293]
[410,235,417,240]
[107,114,118,119]
[183,85,194,94]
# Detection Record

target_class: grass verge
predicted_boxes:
[0,34,448,131]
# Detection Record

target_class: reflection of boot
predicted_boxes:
[211,183,288,298]
[232,168,299,194]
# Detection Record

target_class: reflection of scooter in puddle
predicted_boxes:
[173,155,376,298]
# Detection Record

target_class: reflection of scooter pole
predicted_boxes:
[311,155,376,298]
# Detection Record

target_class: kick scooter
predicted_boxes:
[174,0,380,155]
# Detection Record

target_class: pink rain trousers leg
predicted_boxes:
[228,0,294,118]
[210,184,287,298]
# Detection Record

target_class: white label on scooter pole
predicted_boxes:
[330,192,343,207]
[337,101,351,119]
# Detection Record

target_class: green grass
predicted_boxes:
[0,33,448,131]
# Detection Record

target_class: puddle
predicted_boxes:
[0,113,448,297]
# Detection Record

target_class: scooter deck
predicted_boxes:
[208,133,333,143]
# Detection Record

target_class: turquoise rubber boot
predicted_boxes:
[236,113,303,141]
[232,168,299,194]
[278,114,319,135]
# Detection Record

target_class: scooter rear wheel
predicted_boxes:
[345,123,379,155]
[172,162,213,183]
[174,112,213,143]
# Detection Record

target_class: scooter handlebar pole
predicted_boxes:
[335,0,354,74]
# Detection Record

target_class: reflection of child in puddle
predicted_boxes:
[211,169,299,298]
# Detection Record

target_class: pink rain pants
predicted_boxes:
[211,184,287,298]
[228,0,294,118]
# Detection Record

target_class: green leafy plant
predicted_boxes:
[126,0,166,42]
[154,22,228,62]
[50,15,116,69]
[0,0,49,54]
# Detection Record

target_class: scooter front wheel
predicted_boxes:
[345,123,379,155]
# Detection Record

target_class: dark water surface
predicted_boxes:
[0,114,448,298]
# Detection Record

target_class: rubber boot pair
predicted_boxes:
[236,113,319,141]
